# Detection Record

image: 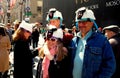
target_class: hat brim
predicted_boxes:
[103,26,119,31]
[77,18,93,22]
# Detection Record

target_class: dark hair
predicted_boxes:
[0,26,7,36]
[61,24,65,30]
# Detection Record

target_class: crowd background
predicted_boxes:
[0,6,119,78]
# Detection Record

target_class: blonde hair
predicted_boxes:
[56,40,68,61]
[38,48,44,59]
[38,40,68,61]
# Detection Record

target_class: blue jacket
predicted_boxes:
[69,31,116,78]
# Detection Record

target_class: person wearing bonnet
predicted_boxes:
[103,25,120,78]
[69,7,116,78]
[37,25,70,78]
[35,8,71,78]
[12,20,34,78]
[46,8,63,29]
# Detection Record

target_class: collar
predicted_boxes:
[77,29,92,40]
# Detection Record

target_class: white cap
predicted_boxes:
[13,20,20,25]
[19,20,33,33]
[52,28,63,39]
[46,8,63,21]
[49,8,56,12]
[75,7,96,22]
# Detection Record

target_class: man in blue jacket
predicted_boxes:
[70,7,116,78]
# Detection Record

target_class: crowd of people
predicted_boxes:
[0,6,120,78]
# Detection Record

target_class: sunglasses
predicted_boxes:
[47,38,58,42]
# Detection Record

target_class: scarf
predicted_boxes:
[42,44,56,78]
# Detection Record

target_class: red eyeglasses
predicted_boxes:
[47,38,58,41]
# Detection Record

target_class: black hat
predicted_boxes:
[103,25,120,34]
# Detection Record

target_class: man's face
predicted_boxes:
[104,30,115,39]
[78,21,93,35]
[49,19,60,28]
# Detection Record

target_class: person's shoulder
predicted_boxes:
[70,36,79,44]
[109,38,117,43]
[94,30,106,37]
[72,36,78,41]
[93,31,107,41]
[109,35,120,44]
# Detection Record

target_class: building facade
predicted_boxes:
[0,0,43,24]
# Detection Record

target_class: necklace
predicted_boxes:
[54,54,57,65]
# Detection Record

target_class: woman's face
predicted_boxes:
[24,30,31,39]
[47,38,58,49]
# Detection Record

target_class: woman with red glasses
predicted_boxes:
[37,27,70,78]
[35,8,71,78]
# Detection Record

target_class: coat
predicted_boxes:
[48,54,71,78]
[13,39,33,78]
[0,35,11,73]
[109,34,120,78]
[70,31,116,78]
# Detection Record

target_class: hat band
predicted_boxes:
[48,17,63,21]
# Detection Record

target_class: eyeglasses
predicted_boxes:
[47,38,57,42]
[78,21,88,25]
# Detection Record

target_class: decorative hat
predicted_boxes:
[75,7,99,30]
[46,25,57,39]
[75,7,96,22]
[46,28,63,39]
[46,8,63,21]
[19,20,33,33]
[103,25,120,34]
[52,28,63,39]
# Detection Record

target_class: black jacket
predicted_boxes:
[13,39,33,78]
